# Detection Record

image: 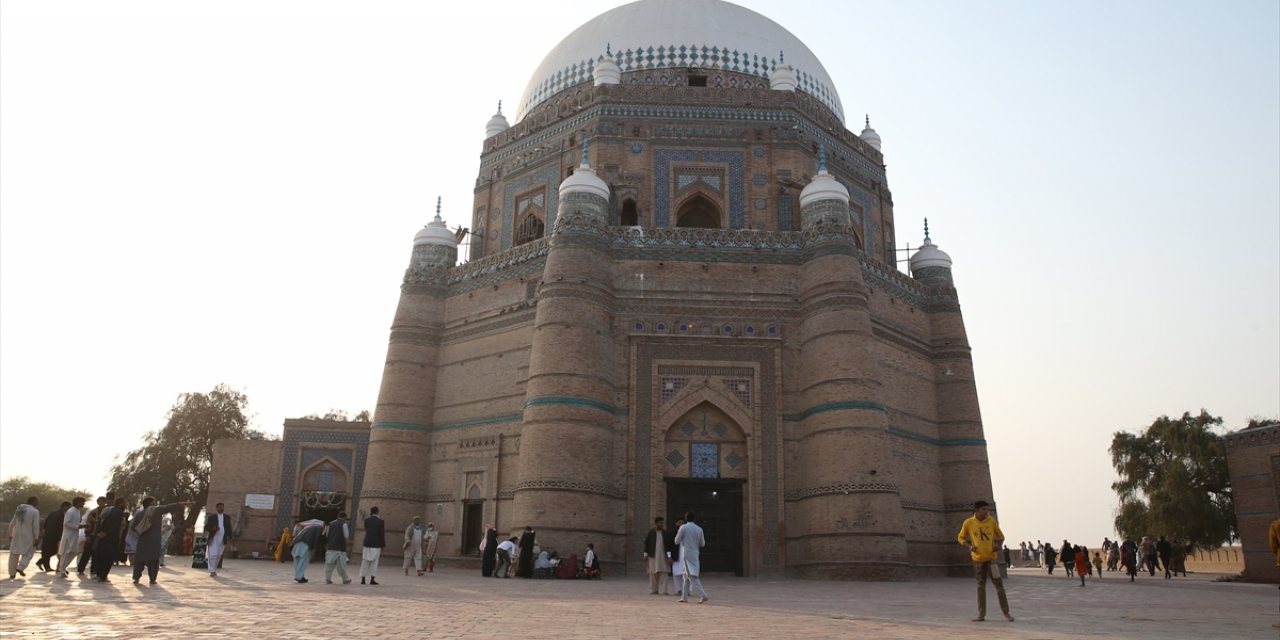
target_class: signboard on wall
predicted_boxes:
[245,494,276,510]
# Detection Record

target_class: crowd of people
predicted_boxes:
[478,524,601,580]
[6,493,190,586]
[1012,536,1191,583]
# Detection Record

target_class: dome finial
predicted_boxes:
[435,196,443,222]
[606,42,612,56]
[818,143,828,173]
[581,135,590,168]
[865,114,870,128]
[923,217,931,241]
[779,50,785,64]
[497,100,503,115]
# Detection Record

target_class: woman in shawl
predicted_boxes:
[480,525,498,577]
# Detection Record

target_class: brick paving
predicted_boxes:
[1,554,1275,639]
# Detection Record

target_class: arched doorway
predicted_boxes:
[675,194,721,228]
[661,401,748,575]
[298,457,348,525]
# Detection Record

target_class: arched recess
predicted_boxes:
[675,193,721,228]
[514,209,545,246]
[298,456,351,523]
[620,198,639,226]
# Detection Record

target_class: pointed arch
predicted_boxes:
[675,193,721,228]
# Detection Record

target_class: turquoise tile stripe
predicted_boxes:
[796,400,888,419]
[524,395,627,416]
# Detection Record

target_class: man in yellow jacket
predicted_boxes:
[957,500,1014,622]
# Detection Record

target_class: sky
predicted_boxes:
[2,0,1277,550]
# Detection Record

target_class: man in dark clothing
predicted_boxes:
[323,512,352,584]
[1156,535,1173,579]
[643,516,675,595]
[291,519,324,583]
[91,498,128,582]
[359,506,385,585]
[131,497,187,585]
[77,496,108,575]
[36,502,70,572]
[517,526,536,578]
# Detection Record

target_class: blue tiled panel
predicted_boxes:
[501,165,561,250]
[691,443,719,479]
[276,429,370,532]
[655,150,744,228]
[300,448,353,471]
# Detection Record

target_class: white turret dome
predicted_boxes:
[860,116,882,152]
[769,62,796,92]
[516,0,844,124]
[415,200,458,248]
[593,53,622,86]
[484,102,510,139]
[909,237,952,274]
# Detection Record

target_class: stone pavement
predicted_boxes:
[1,554,1276,639]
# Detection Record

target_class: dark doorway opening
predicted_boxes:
[461,501,484,556]
[666,479,744,576]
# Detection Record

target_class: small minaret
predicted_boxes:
[860,115,882,152]
[513,136,617,558]
[359,196,459,554]
[485,101,510,139]
[593,44,621,86]
[908,218,953,286]
[769,50,796,91]
[793,146,907,578]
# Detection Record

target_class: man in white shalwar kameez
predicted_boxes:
[673,511,709,604]
[204,502,233,577]
[57,497,86,577]
[7,497,40,579]
[402,516,425,576]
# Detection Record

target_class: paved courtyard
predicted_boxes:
[1,553,1275,639]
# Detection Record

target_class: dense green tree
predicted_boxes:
[109,384,274,531]
[0,476,91,526]
[1109,410,1235,549]
[299,409,371,421]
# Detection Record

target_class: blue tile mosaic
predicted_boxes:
[500,164,561,251]
[666,449,685,467]
[655,150,744,228]
[277,429,370,532]
[691,443,719,478]
[725,449,743,469]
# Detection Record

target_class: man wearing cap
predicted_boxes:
[403,516,425,576]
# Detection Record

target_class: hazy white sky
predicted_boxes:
[2,0,1277,550]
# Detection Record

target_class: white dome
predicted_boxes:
[799,169,849,208]
[559,165,610,200]
[909,237,952,273]
[769,63,796,91]
[485,111,510,139]
[860,116,881,151]
[593,55,621,86]
[414,207,457,247]
[516,0,844,123]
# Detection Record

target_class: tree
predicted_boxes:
[0,476,92,525]
[109,384,274,532]
[299,409,371,421]
[1109,410,1235,549]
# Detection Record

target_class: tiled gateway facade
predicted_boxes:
[357,0,998,580]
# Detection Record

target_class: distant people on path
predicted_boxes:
[583,543,600,579]
[132,498,188,585]
[291,519,324,583]
[1074,546,1088,587]
[205,502,233,577]
[424,522,439,573]
[1033,540,1043,566]
[670,518,685,596]
[1106,541,1119,571]
[7,496,40,580]
[36,501,69,573]
[1156,535,1172,579]
[78,496,108,576]
[323,512,352,585]
[1171,539,1187,577]
[92,497,128,583]
[494,536,516,578]
[1091,550,1103,577]
[1043,542,1057,575]
[644,516,673,595]
[481,525,499,577]
[403,516,426,576]
[57,497,86,577]
[956,501,1013,622]
[674,511,708,604]
[516,526,536,578]
[360,506,385,585]
[1121,537,1138,581]
[1060,539,1074,577]
[1140,536,1157,576]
